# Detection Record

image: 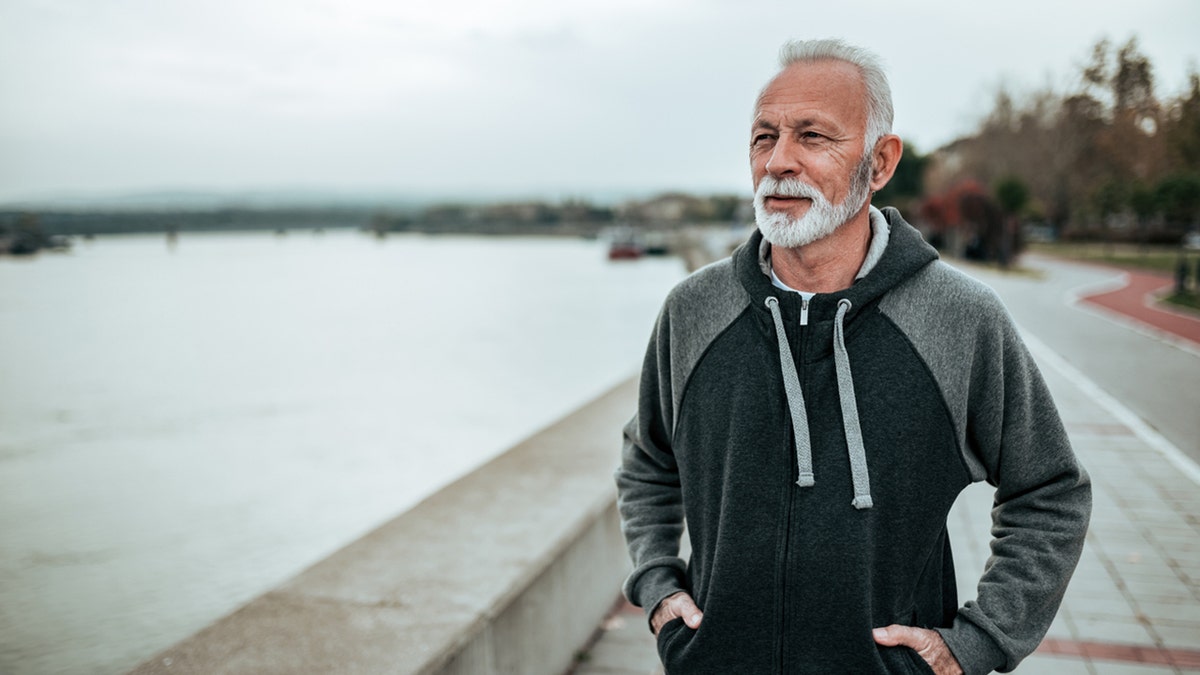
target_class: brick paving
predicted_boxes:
[570,330,1200,674]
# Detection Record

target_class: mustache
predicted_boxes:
[755,176,822,200]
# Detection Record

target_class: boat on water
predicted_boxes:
[603,225,644,260]
[608,240,643,260]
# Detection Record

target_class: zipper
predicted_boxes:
[777,462,796,671]
[777,311,806,672]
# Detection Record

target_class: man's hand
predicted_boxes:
[650,591,704,636]
[873,625,963,675]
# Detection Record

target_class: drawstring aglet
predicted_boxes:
[851,495,874,510]
[796,473,815,487]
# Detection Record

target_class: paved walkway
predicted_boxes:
[571,260,1200,674]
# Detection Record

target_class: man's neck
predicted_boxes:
[770,206,872,293]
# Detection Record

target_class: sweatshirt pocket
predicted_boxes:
[902,646,936,675]
[877,645,936,675]
[877,605,937,674]
[655,617,690,671]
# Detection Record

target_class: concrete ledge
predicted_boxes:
[131,378,637,675]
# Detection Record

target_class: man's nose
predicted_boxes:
[765,137,803,177]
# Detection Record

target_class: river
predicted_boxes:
[0,230,685,675]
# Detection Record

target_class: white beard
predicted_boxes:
[754,154,873,249]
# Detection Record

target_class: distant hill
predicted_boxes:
[0,189,430,213]
[0,185,685,212]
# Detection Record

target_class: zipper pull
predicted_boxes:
[800,296,810,326]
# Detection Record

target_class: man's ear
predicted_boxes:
[869,135,903,193]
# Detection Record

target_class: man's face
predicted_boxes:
[750,60,874,247]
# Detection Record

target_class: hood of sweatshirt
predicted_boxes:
[734,206,939,326]
[732,206,940,509]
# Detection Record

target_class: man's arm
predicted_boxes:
[613,300,694,629]
[614,259,747,632]
[614,399,691,627]
[936,305,1092,674]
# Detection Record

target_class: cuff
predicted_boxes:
[623,562,687,630]
[935,615,1008,675]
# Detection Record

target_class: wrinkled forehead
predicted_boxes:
[753,59,868,126]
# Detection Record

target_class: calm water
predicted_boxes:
[0,230,685,675]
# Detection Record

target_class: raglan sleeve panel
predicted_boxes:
[935,285,1092,674]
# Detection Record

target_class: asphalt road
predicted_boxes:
[957,254,1200,464]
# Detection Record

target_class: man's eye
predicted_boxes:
[752,134,775,145]
[801,131,823,139]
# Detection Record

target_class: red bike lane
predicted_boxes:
[1076,266,1200,345]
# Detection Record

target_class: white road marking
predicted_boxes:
[1022,331,1200,487]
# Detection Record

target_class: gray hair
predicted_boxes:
[766,39,894,152]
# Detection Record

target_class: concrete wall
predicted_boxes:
[130,378,638,675]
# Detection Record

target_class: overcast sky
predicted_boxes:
[2,0,1198,204]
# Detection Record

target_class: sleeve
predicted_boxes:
[613,302,690,625]
[935,303,1093,674]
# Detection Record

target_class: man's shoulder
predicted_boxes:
[663,256,746,316]
[880,260,1013,333]
[895,260,1005,308]
[648,256,749,398]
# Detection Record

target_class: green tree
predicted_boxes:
[1155,173,1200,229]
[995,176,1030,215]
[1129,182,1158,224]
[876,142,928,202]
[875,142,929,223]
[1092,180,1129,221]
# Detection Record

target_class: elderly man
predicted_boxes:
[614,39,1091,674]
